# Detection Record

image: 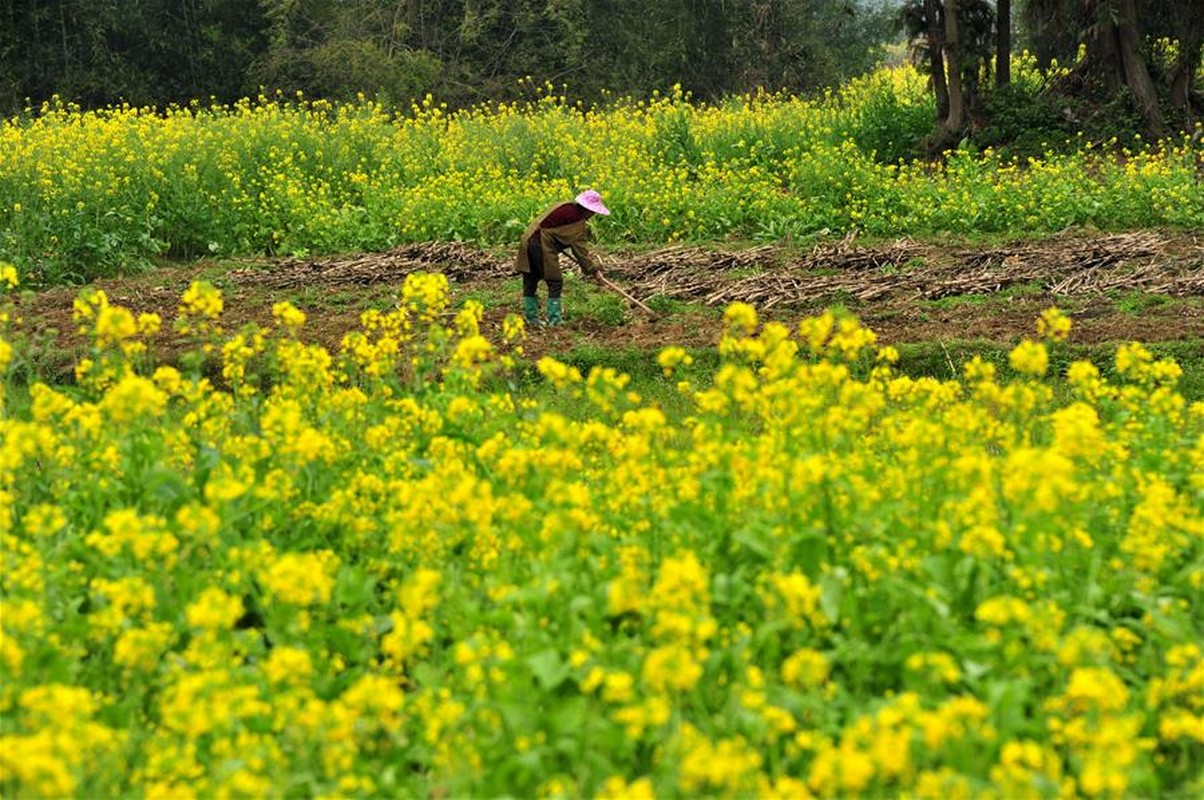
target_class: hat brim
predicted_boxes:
[579,199,610,215]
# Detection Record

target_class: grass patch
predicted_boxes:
[555,344,718,383]
[894,338,1204,401]
[1111,290,1175,316]
[457,281,520,311]
[576,292,628,326]
[876,257,926,276]
[268,284,398,313]
[645,294,693,314]
[506,343,718,419]
[505,336,1204,430]
[921,281,1047,309]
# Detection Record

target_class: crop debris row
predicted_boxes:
[229,231,1203,308]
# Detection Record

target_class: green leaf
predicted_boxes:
[986,678,1031,735]
[819,568,846,624]
[548,696,587,734]
[963,659,992,681]
[142,465,190,506]
[733,527,773,560]
[527,649,570,691]
[793,531,828,579]
[334,567,376,608]
[922,554,953,587]
[570,594,594,615]
[496,700,538,730]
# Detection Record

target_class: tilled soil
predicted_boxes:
[16,230,1204,377]
[224,230,1204,303]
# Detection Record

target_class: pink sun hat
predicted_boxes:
[575,189,611,215]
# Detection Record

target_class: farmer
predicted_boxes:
[515,189,610,325]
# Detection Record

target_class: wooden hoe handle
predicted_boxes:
[597,273,655,314]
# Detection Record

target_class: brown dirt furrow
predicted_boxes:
[12,230,1202,383]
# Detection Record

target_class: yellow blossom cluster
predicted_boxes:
[1,279,1201,797]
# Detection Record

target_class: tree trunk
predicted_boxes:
[1078,0,1164,136]
[925,0,948,121]
[1114,0,1163,137]
[1082,0,1123,89]
[1169,42,1199,115]
[995,0,1010,86]
[942,0,965,135]
[1169,3,1203,117]
[58,0,69,80]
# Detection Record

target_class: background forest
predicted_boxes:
[1,1,896,109]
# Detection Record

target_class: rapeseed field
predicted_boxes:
[1,270,1201,797]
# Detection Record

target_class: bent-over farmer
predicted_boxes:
[514,189,609,326]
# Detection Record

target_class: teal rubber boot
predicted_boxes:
[523,296,541,325]
[546,298,563,326]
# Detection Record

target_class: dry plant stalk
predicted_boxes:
[226,232,1201,308]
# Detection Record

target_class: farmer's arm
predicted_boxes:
[552,226,603,278]
[570,239,602,276]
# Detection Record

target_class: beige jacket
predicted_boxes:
[514,206,601,281]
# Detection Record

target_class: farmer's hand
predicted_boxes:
[591,270,606,284]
